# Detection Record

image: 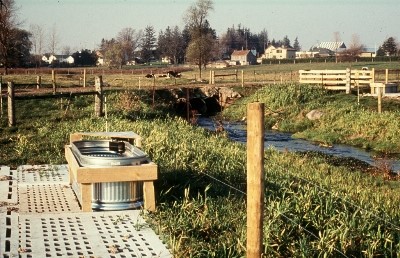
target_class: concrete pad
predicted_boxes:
[0,165,172,258]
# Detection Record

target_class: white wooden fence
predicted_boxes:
[299,69,374,93]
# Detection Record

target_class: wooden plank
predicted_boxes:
[66,144,158,183]
[75,164,158,183]
[80,183,92,212]
[143,181,156,211]
[65,145,79,183]
[70,133,83,144]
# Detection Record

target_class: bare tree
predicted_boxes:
[184,0,214,80]
[341,33,365,62]
[333,31,341,63]
[0,0,18,74]
[349,34,364,54]
[61,45,71,55]
[29,23,45,67]
[48,23,59,55]
[117,27,142,64]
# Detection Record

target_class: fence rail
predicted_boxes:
[299,69,374,90]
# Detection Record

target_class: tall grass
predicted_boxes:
[1,91,400,256]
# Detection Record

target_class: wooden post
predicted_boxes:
[356,72,360,105]
[186,88,190,122]
[152,77,155,110]
[83,68,87,88]
[235,69,238,82]
[372,68,375,83]
[246,102,265,258]
[378,86,382,114]
[0,76,2,118]
[345,68,351,94]
[94,76,104,117]
[36,75,41,89]
[385,69,389,84]
[209,70,212,85]
[52,69,56,94]
[7,82,15,127]
[241,70,244,87]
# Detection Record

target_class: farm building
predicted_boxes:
[311,42,347,53]
[230,50,257,65]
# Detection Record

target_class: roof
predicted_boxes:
[313,42,346,51]
[266,45,297,51]
[231,50,251,56]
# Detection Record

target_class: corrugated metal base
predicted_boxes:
[0,165,172,258]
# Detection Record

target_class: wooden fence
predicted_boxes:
[299,68,400,94]
[299,69,374,92]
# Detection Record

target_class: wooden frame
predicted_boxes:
[65,132,156,212]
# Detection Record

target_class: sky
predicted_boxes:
[17,0,400,53]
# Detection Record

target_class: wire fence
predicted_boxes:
[196,148,400,257]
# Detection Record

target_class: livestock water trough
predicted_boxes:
[65,132,158,212]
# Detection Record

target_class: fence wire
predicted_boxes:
[196,152,399,258]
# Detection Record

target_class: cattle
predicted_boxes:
[167,71,181,78]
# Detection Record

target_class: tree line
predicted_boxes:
[0,0,399,76]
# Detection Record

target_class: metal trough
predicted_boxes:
[70,140,148,211]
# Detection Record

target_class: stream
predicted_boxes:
[197,117,400,172]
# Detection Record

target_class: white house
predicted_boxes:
[263,45,296,59]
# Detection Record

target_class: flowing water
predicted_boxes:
[197,117,400,172]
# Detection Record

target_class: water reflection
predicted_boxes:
[197,117,400,172]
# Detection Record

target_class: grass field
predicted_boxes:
[1,60,399,90]
[1,61,400,256]
[1,82,400,256]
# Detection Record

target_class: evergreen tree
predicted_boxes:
[382,37,397,56]
[141,25,156,63]
[293,37,301,51]
[376,46,385,56]
[282,35,291,48]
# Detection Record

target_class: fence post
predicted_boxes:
[246,102,265,258]
[152,76,155,110]
[241,70,244,87]
[7,82,15,127]
[209,70,212,85]
[235,69,238,82]
[0,76,2,118]
[385,69,389,84]
[378,86,382,114]
[36,75,41,89]
[83,68,87,88]
[372,68,375,82]
[186,88,190,122]
[345,68,351,94]
[52,69,56,94]
[95,76,104,117]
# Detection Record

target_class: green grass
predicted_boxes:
[2,75,400,256]
[222,83,400,154]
